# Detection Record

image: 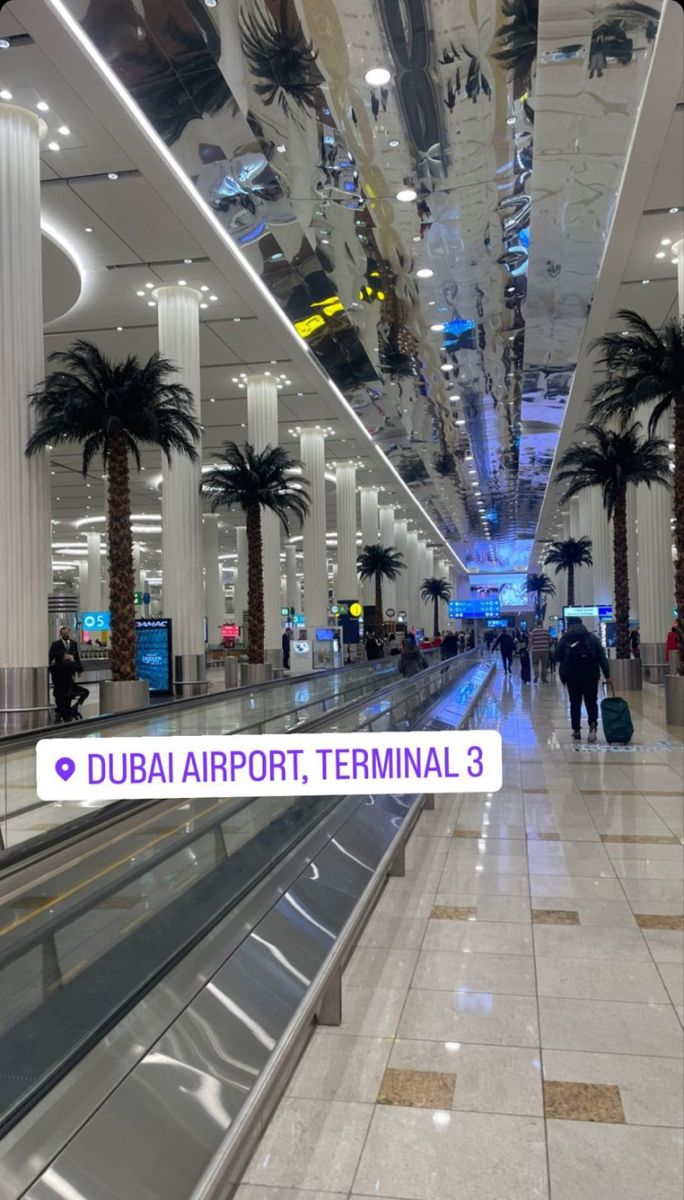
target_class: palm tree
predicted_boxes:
[493,0,539,98]
[543,536,593,607]
[357,545,404,632]
[526,572,556,621]
[202,443,310,664]
[556,422,671,659]
[587,309,684,668]
[420,577,452,637]
[26,341,199,682]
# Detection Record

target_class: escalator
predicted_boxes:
[0,649,494,1200]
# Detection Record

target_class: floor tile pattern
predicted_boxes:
[239,673,683,1200]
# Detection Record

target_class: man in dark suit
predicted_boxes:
[49,626,89,721]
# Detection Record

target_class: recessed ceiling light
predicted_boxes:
[210,294,218,301]
[430,323,444,332]
[204,0,217,7]
[276,144,286,153]
[58,125,70,136]
[177,279,187,286]
[209,397,215,403]
[641,279,650,285]
[455,418,465,425]
[200,284,209,292]
[655,252,666,259]
[365,67,391,86]
[661,237,672,246]
[416,267,433,279]
[116,326,123,332]
[0,89,12,100]
[672,258,679,265]
[506,115,515,125]
[388,138,400,148]
[669,207,679,214]
[145,282,155,289]
[47,141,60,151]
[84,226,93,233]
[108,171,119,181]
[397,188,417,202]
[450,394,461,401]
[37,100,49,112]
[137,290,145,296]
[0,39,10,48]
[440,363,453,372]
[233,317,241,322]
[200,302,209,309]
[147,300,156,307]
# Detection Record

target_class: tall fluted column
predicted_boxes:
[575,494,593,605]
[588,488,612,606]
[394,519,408,618]
[234,526,248,625]
[627,488,638,621]
[0,104,51,704]
[406,529,419,628]
[359,485,379,603]
[247,374,281,663]
[299,428,328,633]
[285,543,301,612]
[154,285,205,690]
[379,504,396,616]
[637,415,674,669]
[78,559,88,610]
[335,462,358,599]
[85,533,102,612]
[674,238,684,318]
[202,514,225,642]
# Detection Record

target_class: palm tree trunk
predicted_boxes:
[567,564,575,607]
[433,596,439,638]
[674,390,684,673]
[612,489,630,660]
[106,432,136,681]
[246,504,264,664]
[375,574,383,633]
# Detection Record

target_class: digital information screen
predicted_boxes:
[564,605,614,619]
[135,618,173,695]
[448,599,501,619]
[80,611,110,632]
[315,628,335,641]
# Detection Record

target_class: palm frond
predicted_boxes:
[357,544,405,583]
[420,576,452,602]
[555,422,671,518]
[239,2,323,117]
[202,442,311,535]
[544,536,593,574]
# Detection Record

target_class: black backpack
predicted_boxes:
[563,634,598,682]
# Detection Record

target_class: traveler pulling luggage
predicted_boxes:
[555,617,611,742]
[600,681,634,745]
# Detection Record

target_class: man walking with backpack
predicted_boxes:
[556,617,611,742]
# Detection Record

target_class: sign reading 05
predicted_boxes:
[81,611,110,632]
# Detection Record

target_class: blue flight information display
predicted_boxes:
[448,599,501,619]
[135,618,173,694]
[81,610,110,632]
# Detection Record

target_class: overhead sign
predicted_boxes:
[448,599,501,619]
[81,610,110,632]
[486,618,509,628]
[349,601,363,618]
[221,623,239,640]
[564,605,614,619]
[280,607,290,617]
[135,618,173,695]
[293,613,306,626]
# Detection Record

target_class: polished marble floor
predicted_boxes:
[237,670,684,1200]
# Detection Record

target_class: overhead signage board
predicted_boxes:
[564,605,614,619]
[293,613,306,626]
[135,618,173,695]
[81,610,110,632]
[448,599,501,619]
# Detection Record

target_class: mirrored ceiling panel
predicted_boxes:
[64,0,660,572]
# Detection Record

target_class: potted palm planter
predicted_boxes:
[27,341,200,714]
[556,422,671,693]
[203,442,310,685]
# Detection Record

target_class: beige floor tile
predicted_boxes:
[533,924,650,961]
[620,877,684,908]
[353,1107,548,1200]
[432,893,531,923]
[529,874,624,899]
[540,996,683,1057]
[344,947,418,989]
[398,987,539,1047]
[242,1099,372,1193]
[544,1080,625,1123]
[412,949,536,995]
[438,868,531,896]
[543,1049,684,1127]
[613,858,684,880]
[641,927,684,963]
[536,958,670,1003]
[423,918,532,956]
[377,1066,456,1109]
[316,987,408,1038]
[532,896,635,927]
[287,1035,391,1102]
[547,1122,684,1200]
[658,962,684,1007]
[236,1188,346,1199]
[388,1039,543,1117]
[358,914,428,950]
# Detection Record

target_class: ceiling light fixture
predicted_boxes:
[136,290,145,296]
[0,89,12,100]
[416,267,433,279]
[661,237,672,246]
[58,125,70,136]
[177,279,187,285]
[47,141,60,151]
[184,257,192,264]
[430,323,444,332]
[84,226,93,233]
[147,300,156,307]
[116,326,123,332]
[0,39,10,49]
[396,188,417,202]
[276,144,286,153]
[440,363,453,371]
[655,252,666,259]
[388,137,400,148]
[365,67,391,86]
[669,207,679,214]
[37,100,49,112]
[200,302,209,309]
[200,284,209,292]
[641,279,650,285]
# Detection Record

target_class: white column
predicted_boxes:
[406,529,419,628]
[154,285,205,682]
[78,559,88,610]
[379,504,396,616]
[202,513,225,642]
[588,488,612,606]
[0,104,50,688]
[247,374,281,661]
[234,526,248,625]
[637,414,674,654]
[359,485,379,603]
[85,533,102,611]
[674,239,684,318]
[395,519,408,618]
[285,543,301,612]
[335,462,357,599]
[299,428,328,632]
[627,488,638,620]
[575,493,593,604]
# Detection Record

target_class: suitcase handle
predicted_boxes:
[602,679,614,696]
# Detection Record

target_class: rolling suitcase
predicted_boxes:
[600,684,634,745]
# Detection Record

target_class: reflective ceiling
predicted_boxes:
[61,0,661,571]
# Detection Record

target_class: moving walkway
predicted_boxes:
[0,648,493,1200]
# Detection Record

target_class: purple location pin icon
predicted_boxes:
[55,756,76,782]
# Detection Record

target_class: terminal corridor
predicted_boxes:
[238,673,684,1200]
